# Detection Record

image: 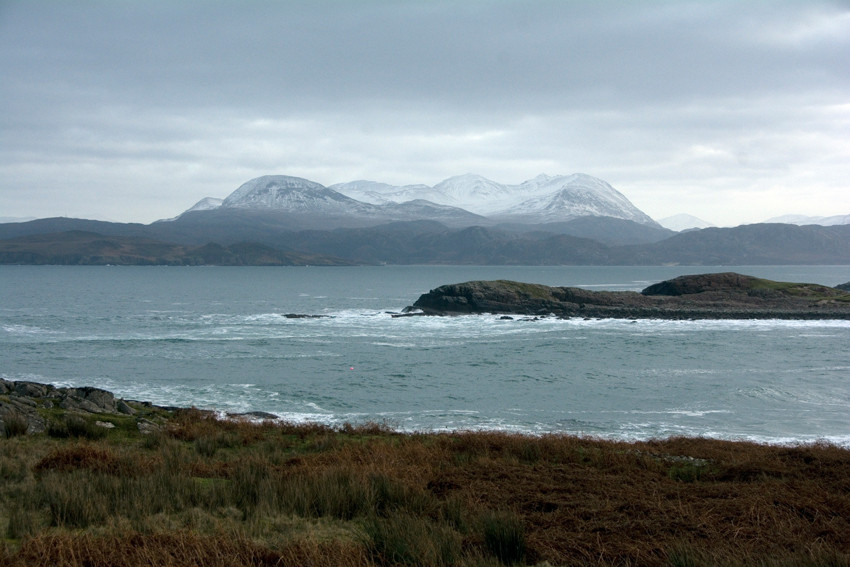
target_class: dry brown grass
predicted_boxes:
[1,410,849,566]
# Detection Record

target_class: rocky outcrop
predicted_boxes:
[0,379,136,436]
[1,379,281,437]
[837,281,850,292]
[405,273,850,320]
[641,272,761,296]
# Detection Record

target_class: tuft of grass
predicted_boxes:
[364,511,461,566]
[5,506,39,540]
[480,510,526,565]
[64,416,107,440]
[2,413,28,438]
[668,461,709,483]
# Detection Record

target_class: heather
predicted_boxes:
[2,406,849,566]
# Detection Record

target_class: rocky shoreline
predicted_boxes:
[404,272,850,320]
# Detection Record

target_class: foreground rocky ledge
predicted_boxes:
[0,379,275,437]
[405,272,850,320]
[0,379,168,436]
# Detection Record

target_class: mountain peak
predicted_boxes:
[222,175,326,207]
[187,197,223,213]
[220,175,364,214]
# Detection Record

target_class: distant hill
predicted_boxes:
[618,224,850,265]
[0,231,350,266]
[5,221,848,266]
[764,214,850,226]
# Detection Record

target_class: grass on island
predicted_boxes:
[2,407,850,567]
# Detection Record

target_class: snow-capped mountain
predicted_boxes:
[332,172,657,225]
[220,175,373,215]
[658,214,715,231]
[431,174,516,212]
[490,174,656,225]
[177,172,658,228]
[764,214,850,226]
[177,175,484,228]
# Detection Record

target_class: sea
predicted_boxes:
[2,265,849,446]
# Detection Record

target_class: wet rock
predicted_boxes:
[229,410,279,420]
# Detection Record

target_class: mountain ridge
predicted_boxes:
[183,172,659,229]
[2,173,849,266]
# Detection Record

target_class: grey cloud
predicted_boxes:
[1,1,848,224]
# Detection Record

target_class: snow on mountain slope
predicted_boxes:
[221,175,373,215]
[658,214,715,231]
[186,197,223,212]
[764,214,850,226]
[493,173,656,225]
[334,172,655,225]
[432,174,515,212]
[330,180,439,205]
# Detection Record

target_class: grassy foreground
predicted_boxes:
[2,407,850,567]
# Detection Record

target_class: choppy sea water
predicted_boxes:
[2,265,849,445]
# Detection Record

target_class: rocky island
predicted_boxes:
[405,272,850,320]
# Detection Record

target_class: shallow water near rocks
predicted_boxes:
[2,265,849,445]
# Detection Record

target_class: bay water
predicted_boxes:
[2,265,849,445]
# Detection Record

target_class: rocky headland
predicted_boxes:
[405,272,850,320]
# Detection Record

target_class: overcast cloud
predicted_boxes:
[1,0,848,226]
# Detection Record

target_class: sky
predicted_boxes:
[1,1,849,227]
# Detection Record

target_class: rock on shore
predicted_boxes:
[0,379,139,435]
[405,272,850,320]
